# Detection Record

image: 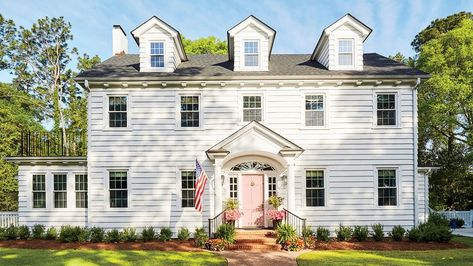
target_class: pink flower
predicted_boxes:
[266,210,285,221]
[224,209,243,221]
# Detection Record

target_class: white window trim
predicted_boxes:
[31,172,47,209]
[373,166,401,209]
[373,91,401,129]
[104,93,132,131]
[105,169,130,209]
[241,39,262,70]
[176,168,199,211]
[52,173,68,209]
[240,93,265,123]
[301,92,329,129]
[74,173,88,209]
[335,37,356,69]
[303,168,329,209]
[149,40,166,70]
[175,93,204,130]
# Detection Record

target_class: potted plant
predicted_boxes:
[267,195,285,228]
[223,199,242,225]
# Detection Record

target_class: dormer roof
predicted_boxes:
[310,13,372,61]
[131,16,188,61]
[227,15,276,61]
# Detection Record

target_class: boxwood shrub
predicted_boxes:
[316,227,330,241]
[336,224,352,241]
[353,226,369,241]
[32,224,45,239]
[159,228,173,242]
[370,223,384,241]
[141,226,156,242]
[90,227,105,243]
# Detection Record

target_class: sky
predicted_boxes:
[1,0,472,82]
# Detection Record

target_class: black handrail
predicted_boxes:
[208,208,228,239]
[18,130,87,157]
[283,208,307,236]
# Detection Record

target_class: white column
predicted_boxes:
[213,158,223,214]
[286,156,296,211]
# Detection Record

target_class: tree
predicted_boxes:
[182,36,227,55]
[388,52,416,68]
[414,16,473,210]
[0,14,15,69]
[9,16,78,150]
[411,11,472,52]
[0,83,43,210]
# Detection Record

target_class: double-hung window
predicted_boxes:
[306,170,325,207]
[32,175,46,208]
[244,41,259,67]
[268,176,277,197]
[109,96,127,128]
[181,171,196,208]
[376,94,397,126]
[338,39,353,66]
[150,42,164,68]
[305,95,325,127]
[54,174,67,208]
[180,96,200,127]
[75,174,88,208]
[109,171,127,208]
[242,96,262,122]
[377,169,397,206]
[229,176,238,199]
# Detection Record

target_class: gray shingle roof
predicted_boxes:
[76,53,428,80]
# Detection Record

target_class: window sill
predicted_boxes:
[102,127,133,132]
[371,126,402,130]
[299,126,329,130]
[174,127,205,131]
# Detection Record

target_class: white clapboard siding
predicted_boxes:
[80,82,417,233]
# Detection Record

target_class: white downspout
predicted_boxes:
[413,77,420,226]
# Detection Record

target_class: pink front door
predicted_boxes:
[241,174,264,227]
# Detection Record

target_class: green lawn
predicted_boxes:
[0,248,227,266]
[297,236,473,266]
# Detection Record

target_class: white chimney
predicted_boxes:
[112,25,128,55]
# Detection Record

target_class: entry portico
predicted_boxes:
[206,121,303,227]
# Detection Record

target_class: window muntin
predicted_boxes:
[75,174,88,208]
[338,39,353,66]
[376,94,397,126]
[305,95,324,127]
[181,171,196,208]
[32,175,46,208]
[244,41,259,67]
[229,176,238,199]
[378,169,397,206]
[54,174,67,208]
[150,42,164,68]
[306,170,325,207]
[109,96,127,128]
[242,96,262,122]
[268,176,277,197]
[109,171,127,208]
[180,96,200,127]
[230,161,275,171]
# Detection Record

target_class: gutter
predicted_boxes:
[413,77,421,226]
[75,74,431,83]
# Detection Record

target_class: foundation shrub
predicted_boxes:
[390,225,406,241]
[45,227,57,240]
[370,223,384,241]
[276,223,297,245]
[105,229,122,243]
[215,223,236,244]
[194,227,208,248]
[122,228,138,242]
[158,228,173,242]
[141,226,156,242]
[32,224,45,239]
[177,228,190,241]
[316,227,330,242]
[17,225,30,240]
[336,224,352,241]
[90,227,105,243]
[353,226,369,241]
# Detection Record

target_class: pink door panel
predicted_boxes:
[241,174,264,227]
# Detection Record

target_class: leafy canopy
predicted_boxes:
[182,36,227,55]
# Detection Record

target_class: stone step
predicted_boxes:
[227,243,281,251]
[235,238,266,244]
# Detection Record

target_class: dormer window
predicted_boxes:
[338,39,353,66]
[244,41,259,67]
[150,42,164,68]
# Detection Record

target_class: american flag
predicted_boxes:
[194,159,208,212]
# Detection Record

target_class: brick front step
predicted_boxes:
[227,243,281,251]
[229,229,280,250]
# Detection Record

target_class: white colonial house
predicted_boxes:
[7,14,432,235]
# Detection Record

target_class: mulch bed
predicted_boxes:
[0,239,204,251]
[309,238,469,251]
